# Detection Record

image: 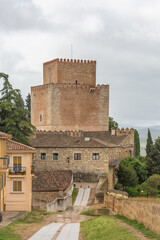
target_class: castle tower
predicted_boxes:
[31,58,109,132]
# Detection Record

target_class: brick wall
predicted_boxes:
[31,84,109,132]
[105,195,160,235]
[43,58,96,86]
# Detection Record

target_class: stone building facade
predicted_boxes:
[31,59,109,132]
[30,58,135,190]
[30,129,134,190]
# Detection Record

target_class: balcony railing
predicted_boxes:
[9,167,26,175]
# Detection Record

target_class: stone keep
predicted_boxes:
[31,58,109,131]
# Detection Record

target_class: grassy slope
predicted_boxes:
[0,211,55,240]
[72,188,78,205]
[80,215,139,240]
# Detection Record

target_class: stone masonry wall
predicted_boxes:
[105,195,160,235]
[43,58,96,86]
[33,147,109,175]
[32,146,134,186]
[31,84,109,132]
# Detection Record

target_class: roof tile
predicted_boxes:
[7,139,35,151]
[32,170,72,192]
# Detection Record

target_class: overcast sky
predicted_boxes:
[1,0,160,128]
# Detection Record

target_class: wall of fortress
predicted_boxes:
[43,58,96,86]
[31,83,109,132]
[105,195,160,235]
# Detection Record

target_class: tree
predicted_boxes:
[121,157,148,184]
[141,174,160,197]
[25,93,31,120]
[115,162,138,189]
[146,128,153,157]
[147,137,160,176]
[0,73,35,145]
[134,129,140,157]
[109,117,118,130]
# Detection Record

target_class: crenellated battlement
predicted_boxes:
[31,57,109,132]
[36,130,84,137]
[44,58,96,66]
[111,128,134,136]
[31,83,109,92]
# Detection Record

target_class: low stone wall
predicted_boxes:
[73,171,100,182]
[95,176,108,203]
[105,195,160,235]
[47,194,72,212]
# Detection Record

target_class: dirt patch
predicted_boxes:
[15,214,58,240]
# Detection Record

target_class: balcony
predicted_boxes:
[9,167,26,176]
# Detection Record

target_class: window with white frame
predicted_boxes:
[13,181,22,192]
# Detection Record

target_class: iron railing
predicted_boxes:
[9,167,26,175]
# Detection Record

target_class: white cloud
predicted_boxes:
[1,0,160,126]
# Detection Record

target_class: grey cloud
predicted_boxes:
[0,0,52,31]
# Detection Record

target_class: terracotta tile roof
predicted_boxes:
[0,131,12,139]
[32,170,72,192]
[7,139,35,152]
[30,131,127,148]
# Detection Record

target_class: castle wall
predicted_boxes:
[105,195,160,235]
[43,58,96,86]
[31,84,109,131]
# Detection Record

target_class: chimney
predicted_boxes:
[111,128,116,135]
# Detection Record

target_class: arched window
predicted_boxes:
[40,115,42,122]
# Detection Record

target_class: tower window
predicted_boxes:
[75,80,78,85]
[40,115,42,122]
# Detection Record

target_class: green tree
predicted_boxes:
[121,157,148,184]
[134,129,140,157]
[109,117,118,130]
[146,128,153,157]
[0,73,35,145]
[147,137,160,176]
[141,174,160,197]
[115,163,138,189]
[25,93,31,120]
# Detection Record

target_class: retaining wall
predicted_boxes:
[105,195,160,235]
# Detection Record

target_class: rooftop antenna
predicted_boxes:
[71,44,73,59]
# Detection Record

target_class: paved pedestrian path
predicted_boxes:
[56,223,80,240]
[74,187,91,207]
[28,187,91,240]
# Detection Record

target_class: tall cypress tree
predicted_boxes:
[146,128,153,157]
[134,129,140,157]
